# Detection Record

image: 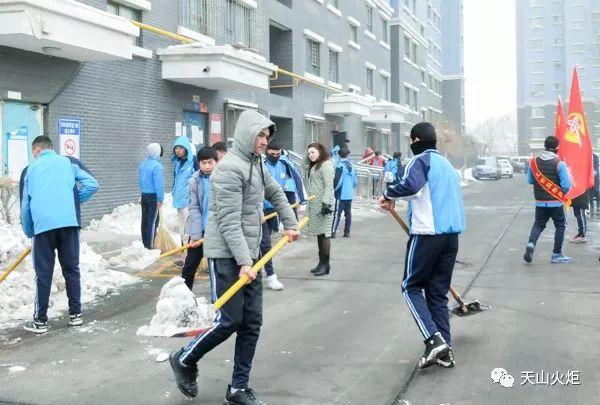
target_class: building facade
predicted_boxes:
[0,0,405,222]
[517,0,600,154]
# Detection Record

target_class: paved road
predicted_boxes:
[1,176,598,404]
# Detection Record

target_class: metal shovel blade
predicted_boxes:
[450,300,491,317]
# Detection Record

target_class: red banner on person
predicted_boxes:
[557,67,594,199]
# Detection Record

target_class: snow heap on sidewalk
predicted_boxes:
[137,277,214,337]
[107,241,160,270]
[87,193,179,235]
[456,167,477,187]
[0,222,137,329]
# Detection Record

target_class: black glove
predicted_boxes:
[321,203,333,215]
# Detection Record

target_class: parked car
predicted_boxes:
[510,156,532,173]
[498,158,514,178]
[473,157,501,180]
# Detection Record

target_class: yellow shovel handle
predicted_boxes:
[213,217,309,310]
[0,247,32,285]
[263,195,315,222]
[158,239,203,260]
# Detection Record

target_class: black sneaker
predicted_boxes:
[436,348,455,368]
[330,232,336,239]
[69,313,83,326]
[169,349,198,398]
[23,319,48,334]
[343,231,350,238]
[523,243,535,263]
[418,332,450,369]
[224,385,266,405]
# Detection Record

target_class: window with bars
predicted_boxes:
[366,68,374,96]
[107,1,141,46]
[307,39,321,76]
[328,50,339,83]
[305,120,325,145]
[381,18,388,43]
[180,0,210,37]
[225,0,254,47]
[366,5,374,33]
[381,76,389,101]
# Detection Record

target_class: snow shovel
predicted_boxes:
[387,208,486,317]
[170,217,309,338]
[0,247,31,285]
[154,208,180,254]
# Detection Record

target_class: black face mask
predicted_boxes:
[410,140,437,156]
[266,154,280,164]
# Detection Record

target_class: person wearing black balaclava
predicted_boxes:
[378,122,466,370]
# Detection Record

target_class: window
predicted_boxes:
[554,82,562,92]
[328,50,339,83]
[350,24,358,43]
[305,120,325,145]
[411,90,418,110]
[531,106,545,118]
[553,15,563,24]
[554,60,564,69]
[404,36,411,58]
[530,0,542,7]
[572,20,584,29]
[593,11,600,21]
[404,87,411,105]
[421,71,426,84]
[366,68,374,96]
[531,127,546,139]
[412,43,418,63]
[381,18,388,43]
[366,5,374,33]
[594,80,600,90]
[331,0,339,7]
[529,16,543,29]
[107,2,141,46]
[531,83,544,96]
[412,0,416,13]
[381,75,389,101]
[593,57,600,67]
[531,61,544,73]
[307,39,320,76]
[573,43,585,53]
[225,0,254,47]
[529,39,543,50]
[427,4,432,19]
[553,37,564,47]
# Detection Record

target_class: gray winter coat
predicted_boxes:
[184,171,208,241]
[306,159,335,237]
[204,110,298,265]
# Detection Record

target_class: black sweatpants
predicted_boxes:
[179,258,262,389]
[332,199,352,235]
[181,243,204,290]
[402,234,458,346]
[527,206,566,254]
[33,227,81,323]
[141,193,159,249]
[573,206,587,237]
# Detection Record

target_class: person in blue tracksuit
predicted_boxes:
[332,145,341,166]
[172,136,197,265]
[261,140,306,291]
[378,122,465,369]
[21,136,99,334]
[384,152,404,188]
[138,143,165,249]
[181,147,217,290]
[332,148,357,238]
[523,136,572,263]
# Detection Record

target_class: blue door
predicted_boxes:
[182,111,208,153]
[2,101,42,181]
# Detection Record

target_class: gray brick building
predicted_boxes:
[1,0,405,223]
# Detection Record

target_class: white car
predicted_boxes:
[498,159,514,178]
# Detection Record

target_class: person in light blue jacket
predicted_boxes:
[332,148,358,238]
[379,122,465,370]
[21,136,99,334]
[172,136,196,251]
[138,143,164,249]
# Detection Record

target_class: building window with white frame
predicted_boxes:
[553,37,564,47]
[381,75,389,101]
[530,0,542,7]
[225,0,255,47]
[108,1,141,46]
[531,61,544,74]
[366,68,374,96]
[529,38,543,50]
[366,4,374,33]
[328,50,339,83]
[531,127,546,139]
[404,36,411,58]
[554,60,563,69]
[350,24,359,44]
[531,106,545,118]
[530,83,544,96]
[554,82,562,92]
[307,39,321,76]
[305,120,325,145]
[572,43,585,53]
[404,87,411,105]
[529,16,543,30]
[381,18,388,43]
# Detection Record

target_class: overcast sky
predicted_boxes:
[463,0,516,128]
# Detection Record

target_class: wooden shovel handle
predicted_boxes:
[449,286,466,308]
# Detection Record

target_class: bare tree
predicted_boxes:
[0,178,17,225]
[468,113,517,156]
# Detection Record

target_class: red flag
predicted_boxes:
[554,97,566,140]
[558,67,594,199]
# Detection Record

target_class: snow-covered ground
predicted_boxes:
[107,241,160,270]
[137,277,214,337]
[456,167,478,187]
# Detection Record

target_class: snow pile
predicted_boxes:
[87,194,179,235]
[107,241,160,270]
[137,277,214,337]
[456,168,477,187]
[0,232,137,328]
[0,223,28,265]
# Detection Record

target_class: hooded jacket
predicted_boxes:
[203,110,298,265]
[263,154,306,210]
[334,158,358,200]
[172,136,195,209]
[139,144,165,202]
[185,171,211,240]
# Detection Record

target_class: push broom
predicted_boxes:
[387,207,486,317]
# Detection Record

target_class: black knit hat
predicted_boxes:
[410,122,437,142]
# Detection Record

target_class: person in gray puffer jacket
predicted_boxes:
[170,109,300,405]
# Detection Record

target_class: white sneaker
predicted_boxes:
[267,275,284,291]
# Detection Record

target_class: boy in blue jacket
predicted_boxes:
[378,122,465,369]
[261,140,306,290]
[138,143,164,249]
[172,136,196,266]
[332,148,357,238]
[21,136,99,334]
[181,147,217,290]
